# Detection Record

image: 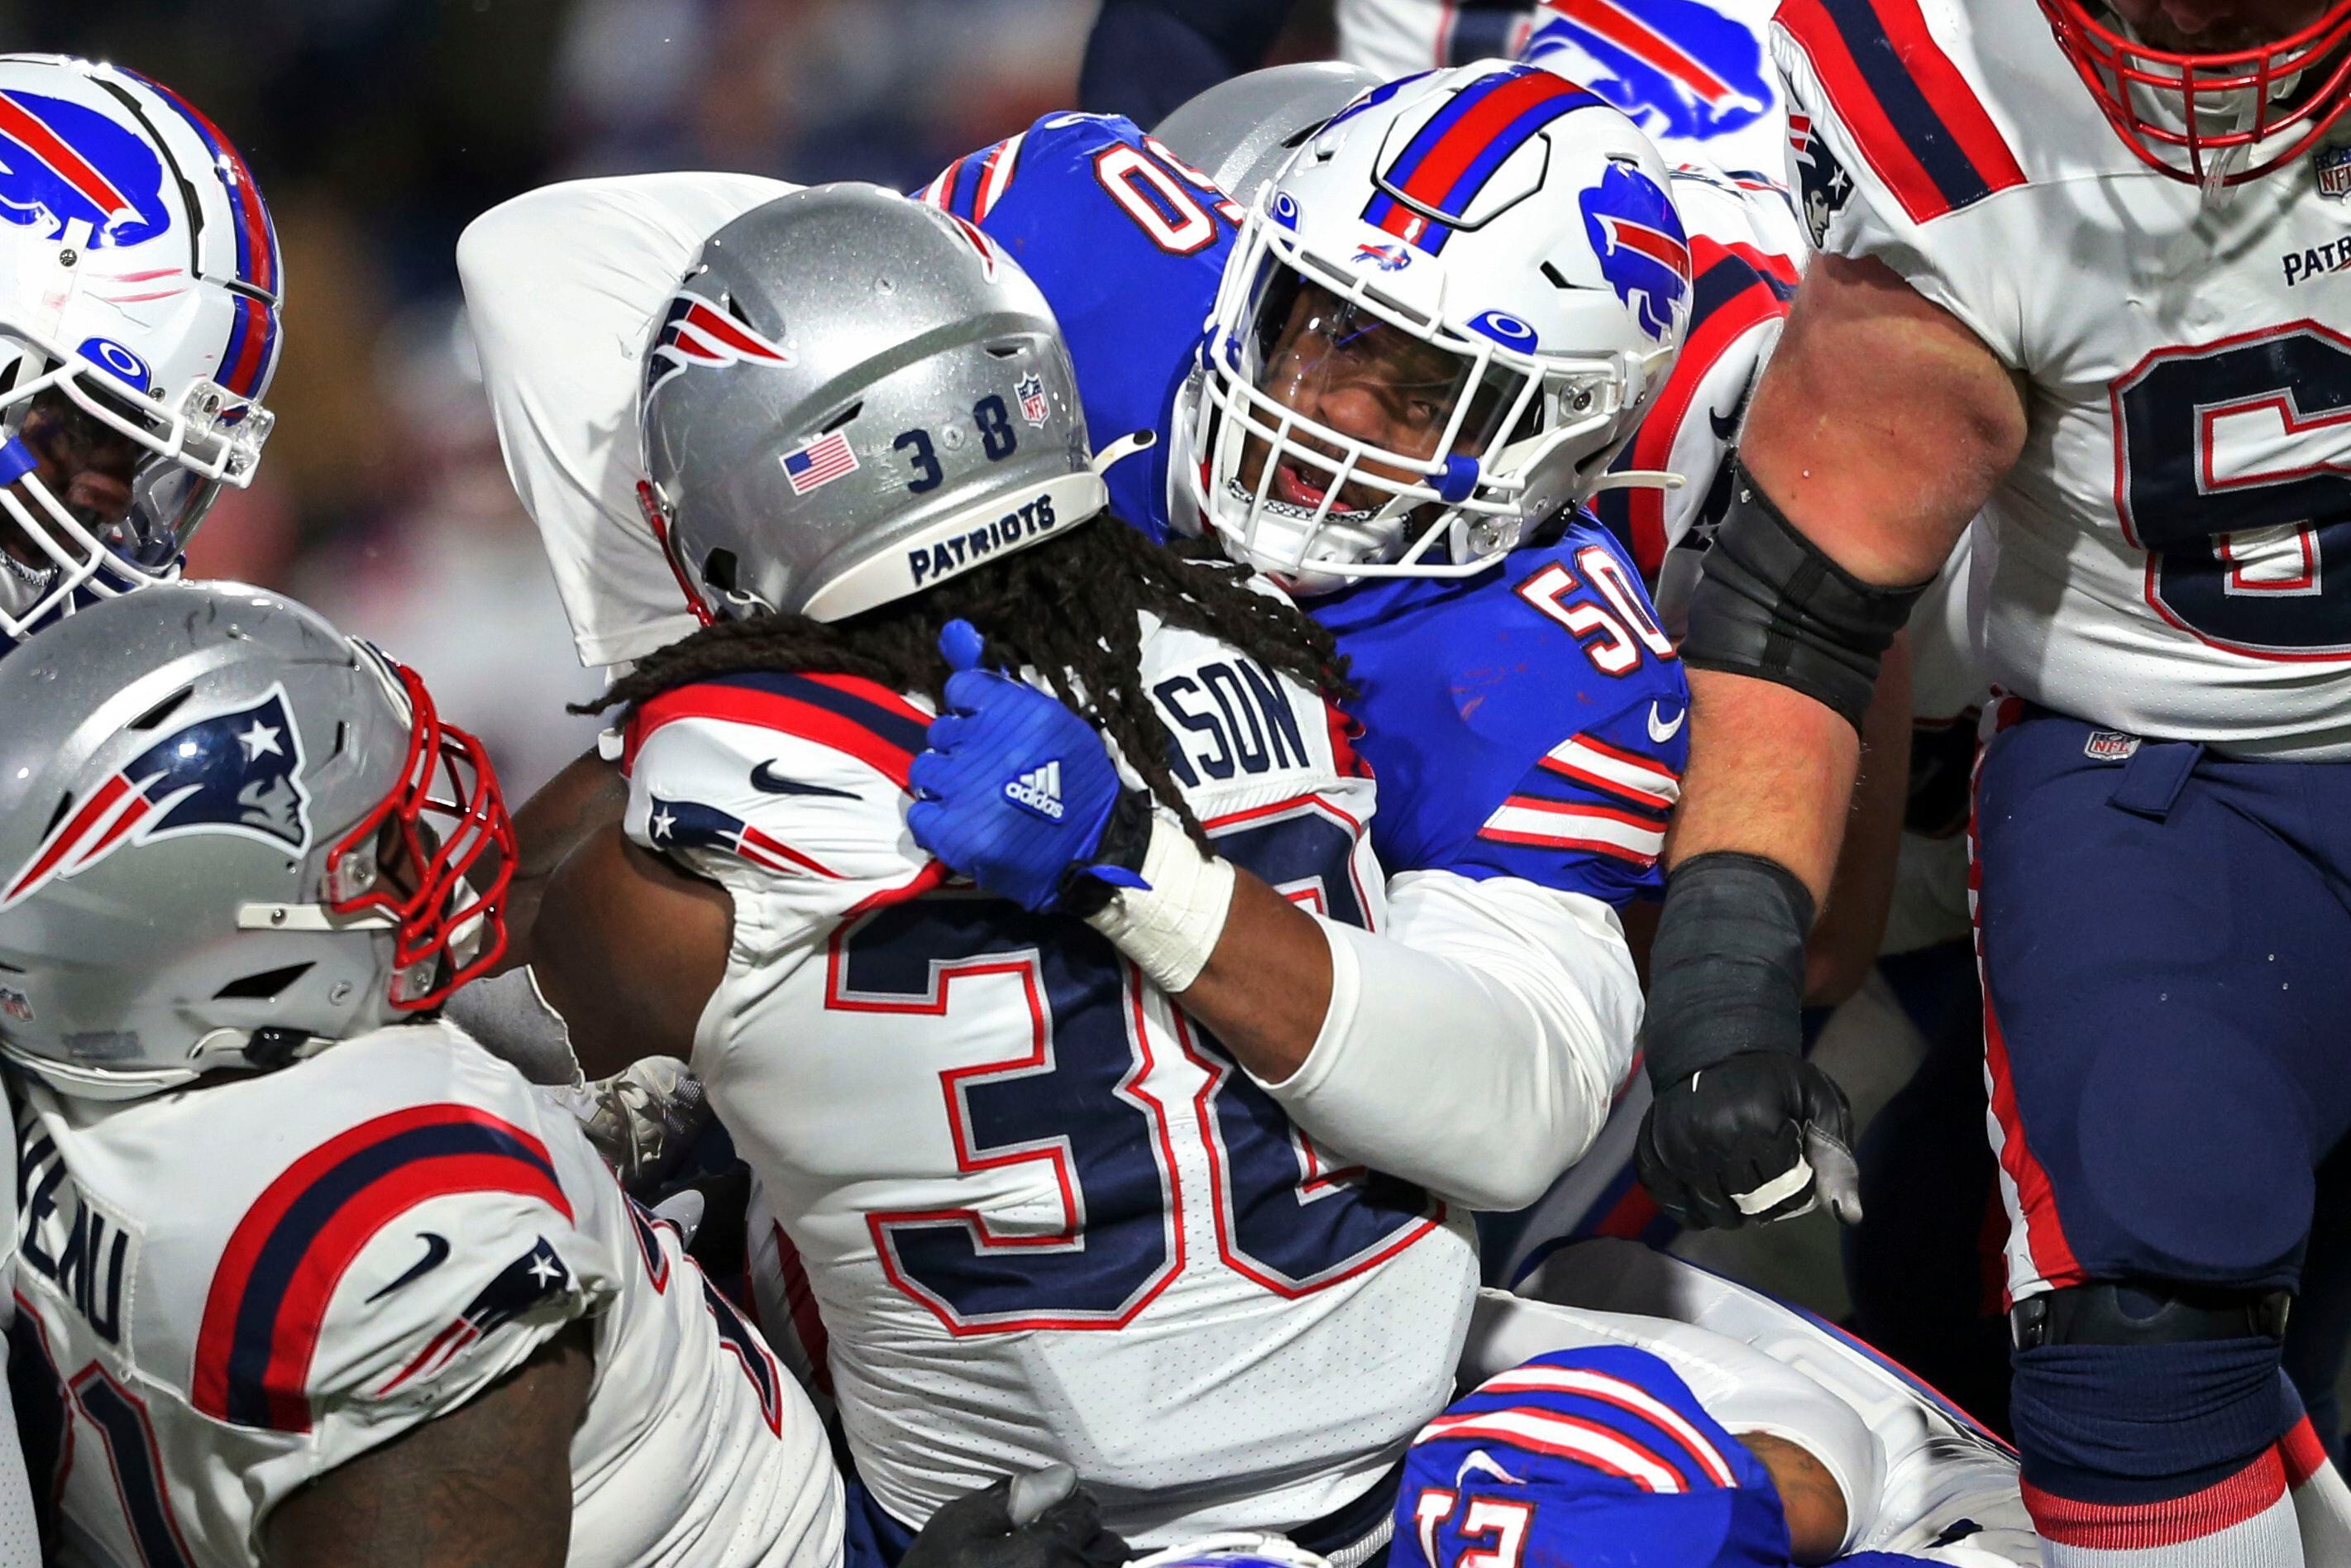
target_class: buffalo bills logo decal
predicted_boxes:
[643,288,794,399]
[1524,0,1774,146]
[1579,161,1690,342]
[2,686,312,909]
[0,89,171,248]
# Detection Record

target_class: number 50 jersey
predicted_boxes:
[1777,0,2351,757]
[9,1024,840,1567]
[620,610,1479,1546]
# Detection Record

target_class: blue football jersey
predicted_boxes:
[928,117,1690,906]
[1392,1344,1792,1568]
[1312,519,1691,907]
[923,112,1236,541]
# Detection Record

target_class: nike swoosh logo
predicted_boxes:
[1648,702,1687,743]
[1708,404,1741,442]
[750,760,858,798]
[1456,1450,1527,1488]
[366,1232,451,1302]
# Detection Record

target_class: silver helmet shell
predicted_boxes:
[638,182,1106,624]
[1152,60,1389,208]
[0,581,513,1099]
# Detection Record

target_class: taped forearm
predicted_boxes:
[1254,872,1641,1212]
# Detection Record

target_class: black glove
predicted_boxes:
[1637,1051,1860,1229]
[1637,852,1862,1230]
[902,1465,1133,1568]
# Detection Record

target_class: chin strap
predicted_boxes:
[1092,428,1158,476]
[1586,467,1688,494]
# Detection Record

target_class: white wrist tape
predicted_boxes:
[1082,814,1236,994]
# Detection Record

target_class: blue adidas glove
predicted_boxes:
[907,621,1151,913]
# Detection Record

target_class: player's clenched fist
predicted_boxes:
[1636,851,1862,1229]
[907,619,1150,912]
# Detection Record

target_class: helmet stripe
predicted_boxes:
[119,69,282,299]
[1363,67,1601,253]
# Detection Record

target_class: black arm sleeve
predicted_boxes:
[1078,0,1304,125]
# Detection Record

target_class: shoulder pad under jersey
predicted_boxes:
[1596,160,1799,589]
[1313,523,1690,906]
[920,112,1241,541]
[190,1026,614,1446]
[622,671,940,894]
[1769,0,2095,365]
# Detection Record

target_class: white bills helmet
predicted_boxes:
[0,55,282,643]
[1178,63,1689,590]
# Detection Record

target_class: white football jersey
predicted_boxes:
[9,1023,840,1567]
[1777,0,2351,758]
[622,605,1479,1545]
[458,173,799,669]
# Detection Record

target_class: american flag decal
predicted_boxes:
[781,430,860,495]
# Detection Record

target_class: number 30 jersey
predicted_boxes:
[1775,0,2351,757]
[620,612,1479,1545]
[9,1024,841,1567]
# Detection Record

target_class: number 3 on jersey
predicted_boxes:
[2116,323,2351,660]
[828,801,1441,1334]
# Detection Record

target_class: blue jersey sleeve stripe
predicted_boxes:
[1474,1364,1742,1487]
[1536,734,1682,811]
[1480,797,1665,865]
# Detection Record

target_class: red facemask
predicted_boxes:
[323,657,516,1011]
[2040,0,2351,185]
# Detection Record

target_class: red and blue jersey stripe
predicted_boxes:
[1363,66,1604,255]
[121,69,282,400]
[922,132,1025,224]
[625,670,933,792]
[1598,223,1799,574]
[1776,0,2025,224]
[193,1105,571,1433]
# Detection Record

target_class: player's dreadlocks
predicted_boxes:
[581,519,1353,849]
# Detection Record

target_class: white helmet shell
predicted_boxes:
[1178,62,1688,589]
[0,54,284,639]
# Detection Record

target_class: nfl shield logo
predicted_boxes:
[2084,729,2142,762]
[0,987,29,1023]
[1016,374,1049,427]
[2318,144,2351,198]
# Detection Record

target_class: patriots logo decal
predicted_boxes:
[643,288,795,399]
[2,686,312,910]
[1579,161,1690,343]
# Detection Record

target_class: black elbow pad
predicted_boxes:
[1680,465,1932,732]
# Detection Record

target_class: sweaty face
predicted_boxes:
[1239,279,1504,518]
[2104,0,2333,50]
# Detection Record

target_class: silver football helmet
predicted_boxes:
[638,182,1106,624]
[1152,60,1388,208]
[0,581,514,1099]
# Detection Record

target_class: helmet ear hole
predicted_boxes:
[703,549,741,595]
[127,686,195,731]
[212,963,314,1002]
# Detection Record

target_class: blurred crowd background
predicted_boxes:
[7,0,1335,796]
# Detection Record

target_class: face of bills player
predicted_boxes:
[1236,279,1515,526]
[0,389,142,624]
